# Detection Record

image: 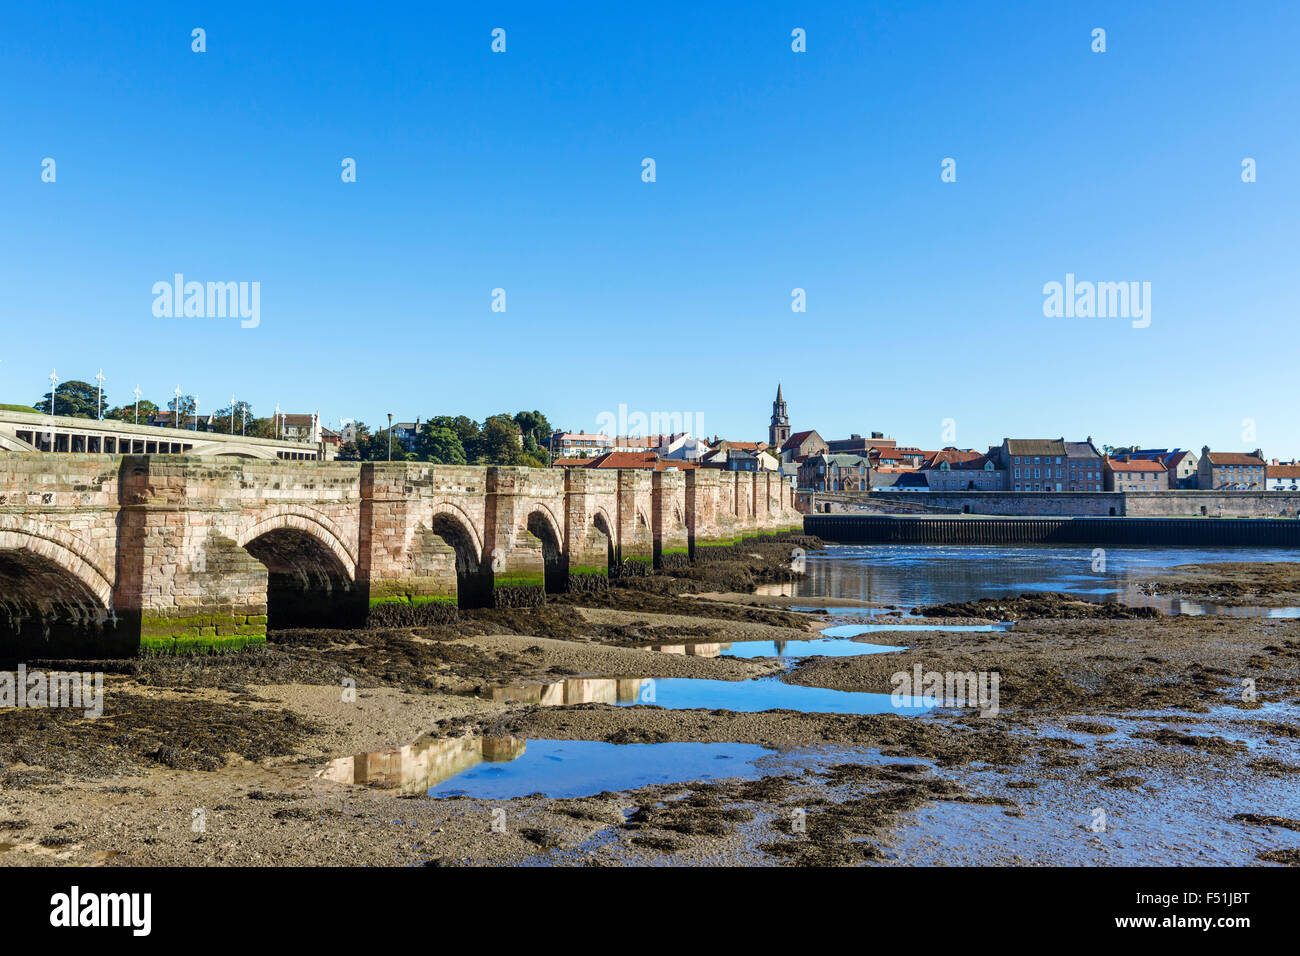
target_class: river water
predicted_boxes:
[760,543,1300,616]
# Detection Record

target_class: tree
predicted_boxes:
[426,415,482,462]
[479,414,523,465]
[414,423,467,464]
[106,399,160,424]
[35,380,100,419]
[209,401,256,435]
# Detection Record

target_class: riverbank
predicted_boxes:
[2,542,1298,866]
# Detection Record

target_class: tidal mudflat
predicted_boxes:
[1,540,1297,867]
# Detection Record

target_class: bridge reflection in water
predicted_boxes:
[482,676,653,706]
[318,734,527,795]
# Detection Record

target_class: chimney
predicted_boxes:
[1253,449,1263,460]
[1201,445,1211,458]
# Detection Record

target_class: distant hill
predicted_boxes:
[0,403,39,414]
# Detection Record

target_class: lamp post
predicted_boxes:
[174,386,182,431]
[230,395,236,435]
[387,413,393,461]
[193,398,200,431]
[95,369,105,421]
[133,385,142,424]
[274,403,281,441]
[49,368,58,417]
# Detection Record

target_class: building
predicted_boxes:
[825,432,896,455]
[547,431,615,458]
[389,420,419,451]
[768,384,791,448]
[1266,462,1300,491]
[780,429,827,463]
[921,448,1006,491]
[1104,457,1170,491]
[1112,447,1199,489]
[871,470,929,492]
[998,442,1071,494]
[1063,439,1104,492]
[581,451,699,471]
[1198,447,1266,490]
[798,453,870,492]
[658,433,711,461]
[614,434,671,452]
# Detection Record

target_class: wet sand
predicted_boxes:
[2,546,1298,866]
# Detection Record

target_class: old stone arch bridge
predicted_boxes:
[0,454,802,655]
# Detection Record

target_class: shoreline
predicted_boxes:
[2,541,1298,867]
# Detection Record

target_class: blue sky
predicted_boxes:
[2,1,1298,454]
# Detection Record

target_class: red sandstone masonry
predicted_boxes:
[0,455,801,639]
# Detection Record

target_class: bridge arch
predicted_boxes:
[238,508,360,629]
[591,508,616,573]
[237,506,357,580]
[525,506,565,593]
[0,517,114,607]
[0,519,118,654]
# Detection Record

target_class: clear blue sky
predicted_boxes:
[3,1,1298,454]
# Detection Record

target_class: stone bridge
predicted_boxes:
[0,454,802,655]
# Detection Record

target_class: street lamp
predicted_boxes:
[174,386,182,431]
[387,413,393,461]
[193,398,200,431]
[95,369,105,421]
[49,368,58,417]
[133,385,142,424]
[274,403,281,441]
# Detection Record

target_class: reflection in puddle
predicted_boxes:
[428,739,774,800]
[482,675,935,715]
[648,637,904,658]
[819,623,1010,636]
[318,734,527,795]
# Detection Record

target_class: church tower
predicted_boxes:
[769,383,790,448]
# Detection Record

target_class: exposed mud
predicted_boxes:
[1,546,1297,867]
[1137,561,1300,608]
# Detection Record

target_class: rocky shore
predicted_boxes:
[1,540,1298,867]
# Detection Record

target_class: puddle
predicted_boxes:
[819,623,1010,636]
[318,734,529,796]
[648,637,904,658]
[484,675,935,715]
[429,739,774,800]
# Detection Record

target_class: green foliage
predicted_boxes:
[105,398,160,423]
[35,380,101,418]
[414,424,467,464]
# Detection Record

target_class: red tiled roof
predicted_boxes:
[584,451,699,471]
[1105,458,1167,472]
[781,430,818,451]
[1267,465,1300,479]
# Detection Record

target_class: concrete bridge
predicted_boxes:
[0,454,801,655]
[0,407,325,460]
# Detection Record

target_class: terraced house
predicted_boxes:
[921,448,1005,491]
[1104,457,1170,491]
[1198,447,1266,490]
[999,438,1067,492]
